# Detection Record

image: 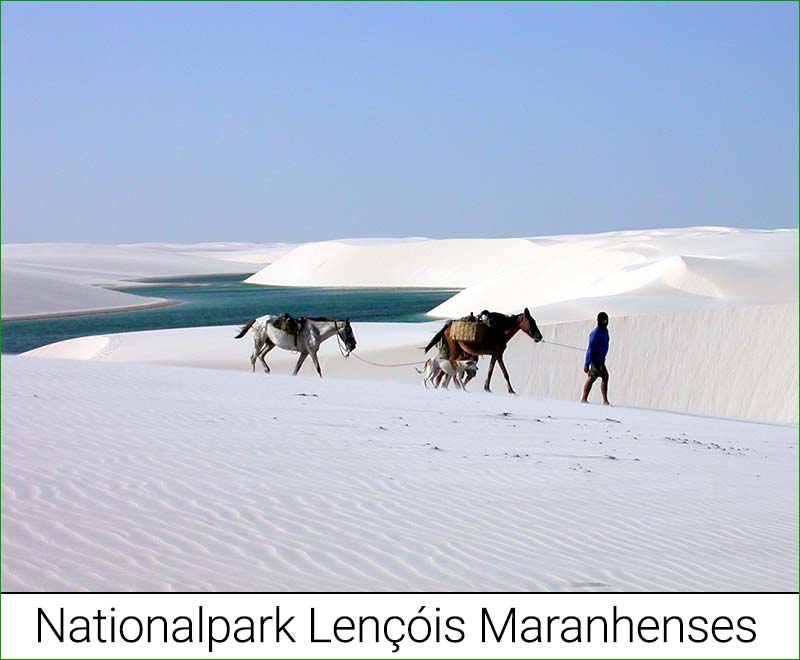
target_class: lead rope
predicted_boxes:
[351,339,583,369]
[333,319,428,366]
[335,327,584,368]
[352,354,429,368]
[540,338,585,352]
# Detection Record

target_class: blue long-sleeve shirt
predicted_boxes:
[585,327,610,369]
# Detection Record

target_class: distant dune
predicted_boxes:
[246,237,538,289]
[247,227,797,322]
[0,242,294,319]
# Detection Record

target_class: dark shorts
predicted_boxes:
[588,363,609,381]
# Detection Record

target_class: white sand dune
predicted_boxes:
[1,242,286,319]
[126,241,300,265]
[245,237,539,288]
[1,269,175,320]
[3,356,796,592]
[247,227,797,323]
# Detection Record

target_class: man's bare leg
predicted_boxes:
[600,377,611,405]
[581,377,594,403]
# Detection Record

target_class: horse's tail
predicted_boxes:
[424,321,451,353]
[235,319,256,339]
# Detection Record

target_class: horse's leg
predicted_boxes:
[446,335,460,360]
[310,350,323,378]
[292,352,308,375]
[251,337,261,371]
[484,356,497,392]
[259,341,275,373]
[496,353,515,394]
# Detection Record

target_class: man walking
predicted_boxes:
[581,311,611,405]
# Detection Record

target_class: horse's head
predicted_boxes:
[337,320,357,355]
[522,308,543,343]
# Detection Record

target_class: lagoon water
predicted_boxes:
[2,275,458,355]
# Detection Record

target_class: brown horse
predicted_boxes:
[425,308,543,394]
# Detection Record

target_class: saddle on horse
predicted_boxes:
[273,313,305,349]
[477,310,511,328]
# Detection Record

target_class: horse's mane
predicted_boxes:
[306,316,351,324]
[481,311,518,330]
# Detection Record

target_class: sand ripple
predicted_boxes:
[3,357,797,592]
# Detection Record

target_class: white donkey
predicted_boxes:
[235,315,357,377]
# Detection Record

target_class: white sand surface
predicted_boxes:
[3,355,796,592]
[1,242,287,319]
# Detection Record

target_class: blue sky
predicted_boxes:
[2,2,797,243]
